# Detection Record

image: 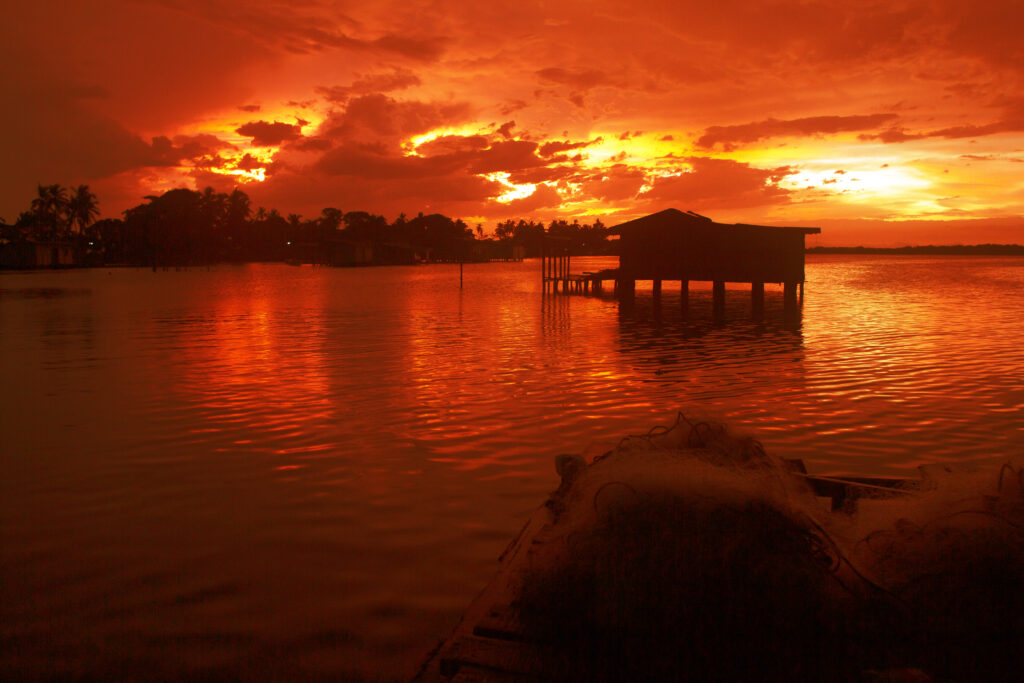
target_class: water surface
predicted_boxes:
[2,255,1022,680]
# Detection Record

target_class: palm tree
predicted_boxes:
[67,185,99,235]
[30,184,68,239]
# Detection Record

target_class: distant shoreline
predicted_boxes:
[806,244,1024,255]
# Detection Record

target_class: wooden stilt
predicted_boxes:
[784,281,798,315]
[751,281,765,320]
[680,280,689,317]
[713,281,726,317]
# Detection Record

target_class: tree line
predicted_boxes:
[0,184,613,267]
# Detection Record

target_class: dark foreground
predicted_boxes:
[419,417,1024,682]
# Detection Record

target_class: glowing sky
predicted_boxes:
[3,0,1023,244]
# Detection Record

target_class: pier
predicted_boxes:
[541,208,821,318]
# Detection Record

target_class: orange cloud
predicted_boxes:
[698,114,899,150]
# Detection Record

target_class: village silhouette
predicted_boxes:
[2,183,1021,271]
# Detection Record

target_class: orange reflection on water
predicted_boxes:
[159,267,335,469]
[397,263,636,474]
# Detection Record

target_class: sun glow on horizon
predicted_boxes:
[782,165,930,197]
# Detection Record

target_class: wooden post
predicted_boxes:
[784,281,798,315]
[618,277,635,300]
[460,261,463,289]
[751,281,764,320]
[653,278,662,302]
[541,248,547,289]
[713,281,726,317]
[680,280,689,317]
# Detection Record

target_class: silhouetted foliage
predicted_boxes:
[2,182,617,267]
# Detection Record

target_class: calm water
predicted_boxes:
[2,256,1023,680]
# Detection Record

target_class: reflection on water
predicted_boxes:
[2,256,1023,680]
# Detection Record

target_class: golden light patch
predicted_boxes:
[211,167,267,183]
[403,125,487,156]
[782,165,930,198]
[169,105,327,184]
[203,148,277,183]
[582,133,681,167]
[636,167,684,195]
[485,172,538,202]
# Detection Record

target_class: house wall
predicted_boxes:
[618,224,808,283]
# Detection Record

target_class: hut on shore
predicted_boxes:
[609,208,820,315]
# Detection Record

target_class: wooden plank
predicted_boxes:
[450,664,543,682]
[801,474,919,512]
[439,635,552,679]
[473,604,526,642]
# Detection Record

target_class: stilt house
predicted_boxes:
[609,208,820,287]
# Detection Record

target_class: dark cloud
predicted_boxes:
[291,137,332,152]
[507,166,579,184]
[315,144,463,180]
[238,104,261,112]
[316,68,421,102]
[323,94,473,143]
[496,121,516,139]
[930,120,1024,138]
[499,100,528,116]
[146,134,233,166]
[235,120,304,146]
[576,164,646,201]
[193,154,227,170]
[247,164,501,219]
[233,153,263,172]
[639,157,794,210]
[466,140,545,174]
[156,1,446,61]
[698,114,900,149]
[937,0,1024,66]
[416,134,490,157]
[313,137,545,179]
[859,127,926,143]
[538,138,601,157]
[861,112,1024,143]
[370,34,447,62]
[960,154,1024,162]
[536,67,610,90]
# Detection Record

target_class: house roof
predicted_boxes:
[608,208,821,235]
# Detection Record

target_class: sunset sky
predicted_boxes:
[3,0,1023,245]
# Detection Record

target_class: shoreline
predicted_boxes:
[3,246,1024,273]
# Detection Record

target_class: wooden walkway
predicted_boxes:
[413,463,919,682]
[543,268,619,294]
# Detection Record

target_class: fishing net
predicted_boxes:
[514,414,1024,681]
